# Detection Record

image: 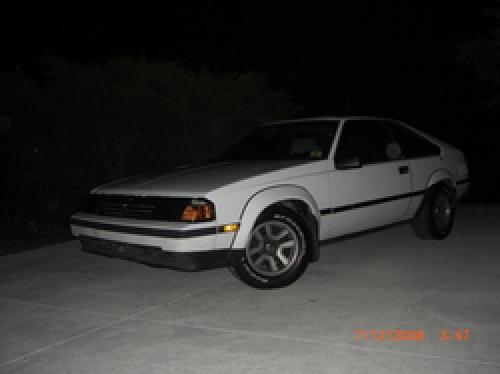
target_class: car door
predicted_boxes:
[383,119,443,219]
[325,119,412,237]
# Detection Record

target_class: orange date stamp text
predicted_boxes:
[354,328,471,342]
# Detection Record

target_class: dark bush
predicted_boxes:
[0,56,299,235]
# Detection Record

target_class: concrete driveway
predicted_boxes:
[1,205,499,373]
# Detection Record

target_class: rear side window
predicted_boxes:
[384,121,441,158]
[335,120,395,164]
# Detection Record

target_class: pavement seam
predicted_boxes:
[1,298,122,318]
[0,277,231,369]
[131,317,500,369]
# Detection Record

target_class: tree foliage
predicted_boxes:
[0,57,299,232]
[458,2,500,107]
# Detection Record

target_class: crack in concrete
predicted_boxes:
[0,277,232,369]
[131,317,500,369]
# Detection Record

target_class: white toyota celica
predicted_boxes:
[70,117,470,288]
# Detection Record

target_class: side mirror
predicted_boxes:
[335,156,362,170]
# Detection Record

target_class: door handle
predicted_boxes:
[398,165,409,174]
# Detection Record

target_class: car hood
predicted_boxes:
[92,160,313,196]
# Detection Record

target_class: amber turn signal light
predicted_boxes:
[222,223,240,232]
[181,201,215,222]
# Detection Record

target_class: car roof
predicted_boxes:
[262,116,450,150]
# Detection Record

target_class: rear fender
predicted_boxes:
[426,169,455,190]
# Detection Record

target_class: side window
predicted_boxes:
[335,120,396,165]
[384,121,441,158]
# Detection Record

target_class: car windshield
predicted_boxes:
[214,121,339,161]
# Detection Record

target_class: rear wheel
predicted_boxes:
[230,208,309,289]
[411,185,455,240]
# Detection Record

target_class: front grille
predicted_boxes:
[97,199,158,219]
[76,194,196,221]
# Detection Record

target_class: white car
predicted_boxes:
[70,117,470,288]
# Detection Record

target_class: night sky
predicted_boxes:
[2,1,499,201]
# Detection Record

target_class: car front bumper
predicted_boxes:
[70,213,238,271]
[80,236,231,271]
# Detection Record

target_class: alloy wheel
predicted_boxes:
[246,220,300,277]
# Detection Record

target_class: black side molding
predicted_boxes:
[320,189,426,216]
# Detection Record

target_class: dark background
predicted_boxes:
[1,1,499,242]
[2,2,496,118]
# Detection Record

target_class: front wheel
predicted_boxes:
[229,208,309,289]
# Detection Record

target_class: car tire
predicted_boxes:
[229,207,310,289]
[411,184,456,240]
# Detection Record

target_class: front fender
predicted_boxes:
[231,185,320,249]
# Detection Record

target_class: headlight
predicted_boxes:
[180,199,215,222]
